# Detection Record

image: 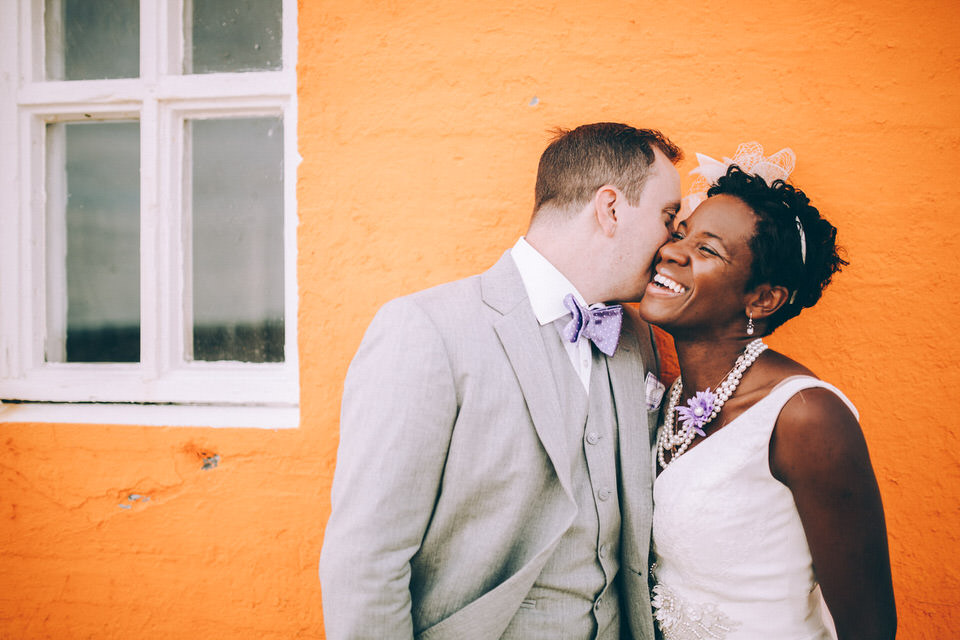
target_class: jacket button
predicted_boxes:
[598,488,611,501]
[586,431,600,445]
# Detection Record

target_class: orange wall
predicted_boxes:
[2,1,959,637]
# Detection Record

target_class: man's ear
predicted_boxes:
[594,185,619,237]
[746,283,790,321]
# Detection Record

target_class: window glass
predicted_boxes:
[187,0,282,74]
[46,121,141,363]
[189,117,284,363]
[45,0,140,80]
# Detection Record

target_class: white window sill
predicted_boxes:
[0,402,299,429]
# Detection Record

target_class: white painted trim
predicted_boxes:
[17,72,293,107]
[0,0,301,418]
[43,121,67,362]
[0,401,299,429]
[282,0,300,382]
[1,360,297,404]
[0,0,21,379]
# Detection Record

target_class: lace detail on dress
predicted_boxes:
[651,582,739,640]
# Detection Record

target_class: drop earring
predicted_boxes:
[746,311,755,336]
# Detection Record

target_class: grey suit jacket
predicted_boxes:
[320,252,659,640]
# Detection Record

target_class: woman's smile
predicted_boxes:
[650,272,687,294]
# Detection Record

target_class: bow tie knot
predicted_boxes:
[561,293,623,357]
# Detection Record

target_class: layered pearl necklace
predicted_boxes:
[657,338,768,469]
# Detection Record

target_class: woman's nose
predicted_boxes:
[658,239,688,265]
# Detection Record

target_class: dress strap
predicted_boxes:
[766,375,859,421]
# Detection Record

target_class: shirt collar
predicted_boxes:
[510,237,587,326]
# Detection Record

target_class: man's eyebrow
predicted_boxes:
[665,200,681,212]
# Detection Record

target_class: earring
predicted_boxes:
[746,311,755,336]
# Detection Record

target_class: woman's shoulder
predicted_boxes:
[755,349,858,418]
[766,376,866,484]
[760,349,819,381]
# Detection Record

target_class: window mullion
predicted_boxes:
[179,113,194,370]
[141,0,160,83]
[141,96,162,385]
[282,94,299,380]
[153,101,191,385]
[24,112,48,373]
[43,122,67,363]
[140,0,162,387]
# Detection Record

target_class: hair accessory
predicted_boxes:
[788,215,808,306]
[795,215,807,264]
[682,142,796,215]
[746,311,755,336]
[657,338,769,469]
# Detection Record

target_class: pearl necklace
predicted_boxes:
[657,338,768,469]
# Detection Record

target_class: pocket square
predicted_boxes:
[645,372,665,411]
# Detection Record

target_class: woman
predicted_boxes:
[638,166,896,640]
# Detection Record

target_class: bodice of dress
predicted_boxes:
[651,376,856,640]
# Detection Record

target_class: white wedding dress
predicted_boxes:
[650,376,852,640]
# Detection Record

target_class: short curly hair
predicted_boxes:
[707,166,848,332]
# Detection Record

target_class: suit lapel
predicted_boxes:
[482,252,574,499]
[607,317,656,556]
[608,314,653,512]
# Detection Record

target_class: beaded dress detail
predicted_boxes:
[651,376,853,640]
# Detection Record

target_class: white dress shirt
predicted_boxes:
[510,237,594,391]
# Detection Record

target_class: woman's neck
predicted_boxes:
[673,334,758,395]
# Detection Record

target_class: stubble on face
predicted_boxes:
[613,150,682,302]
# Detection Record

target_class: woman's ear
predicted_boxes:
[745,284,790,321]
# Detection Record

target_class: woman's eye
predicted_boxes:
[699,245,719,256]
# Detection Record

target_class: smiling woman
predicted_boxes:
[643,193,761,338]
[639,166,896,640]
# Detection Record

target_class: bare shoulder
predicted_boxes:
[760,349,818,380]
[769,380,869,485]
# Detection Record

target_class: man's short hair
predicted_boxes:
[533,123,682,217]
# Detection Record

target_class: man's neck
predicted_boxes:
[525,226,611,305]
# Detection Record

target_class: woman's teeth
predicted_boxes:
[653,273,686,294]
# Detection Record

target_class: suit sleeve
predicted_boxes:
[319,297,458,639]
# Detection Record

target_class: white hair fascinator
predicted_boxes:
[682,142,796,215]
[682,143,808,302]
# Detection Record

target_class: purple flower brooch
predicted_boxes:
[675,389,716,437]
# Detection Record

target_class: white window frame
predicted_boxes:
[0,0,299,427]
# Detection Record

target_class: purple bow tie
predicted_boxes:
[561,293,623,357]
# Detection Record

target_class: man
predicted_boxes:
[320,123,683,639]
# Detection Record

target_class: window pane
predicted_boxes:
[46,122,141,363]
[187,0,282,74]
[45,0,140,80]
[190,117,284,363]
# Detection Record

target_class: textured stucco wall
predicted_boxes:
[2,0,958,638]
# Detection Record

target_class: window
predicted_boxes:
[0,0,298,425]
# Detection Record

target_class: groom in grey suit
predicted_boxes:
[320,123,683,639]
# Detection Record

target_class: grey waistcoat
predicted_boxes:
[501,323,622,640]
